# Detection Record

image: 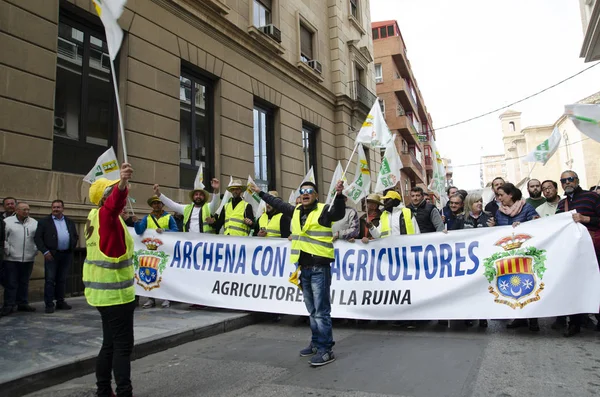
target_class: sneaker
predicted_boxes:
[45,306,55,314]
[161,300,171,308]
[17,304,36,312]
[299,343,317,357]
[56,301,72,310]
[309,350,335,367]
[142,299,156,309]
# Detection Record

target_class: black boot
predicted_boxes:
[506,319,527,329]
[528,318,540,332]
[564,324,581,337]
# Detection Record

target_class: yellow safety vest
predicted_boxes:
[83,208,135,307]
[183,204,214,233]
[258,212,283,237]
[290,203,334,264]
[224,200,250,236]
[380,208,415,237]
[146,213,172,230]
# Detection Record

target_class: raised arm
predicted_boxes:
[153,184,186,214]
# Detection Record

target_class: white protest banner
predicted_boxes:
[344,144,371,204]
[83,147,119,183]
[132,213,600,320]
[565,103,600,143]
[522,127,561,165]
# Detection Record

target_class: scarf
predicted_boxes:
[498,199,525,218]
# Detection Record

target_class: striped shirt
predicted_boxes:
[557,186,600,232]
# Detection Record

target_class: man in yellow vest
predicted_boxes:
[366,190,420,238]
[255,191,291,238]
[209,179,254,235]
[83,162,136,397]
[134,195,178,309]
[152,179,220,233]
[249,180,345,367]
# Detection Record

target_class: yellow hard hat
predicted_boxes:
[89,178,120,206]
[381,190,402,202]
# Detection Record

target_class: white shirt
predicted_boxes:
[159,192,220,233]
[369,204,420,238]
[536,200,559,217]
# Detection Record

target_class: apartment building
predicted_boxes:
[480,154,507,187]
[371,20,436,200]
[0,0,377,299]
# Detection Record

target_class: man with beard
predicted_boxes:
[557,170,600,337]
[209,179,255,235]
[525,179,546,209]
[537,180,561,217]
[407,187,444,233]
[485,177,505,218]
[153,179,220,233]
[366,190,420,238]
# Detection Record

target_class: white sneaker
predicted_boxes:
[142,299,155,309]
[161,300,171,308]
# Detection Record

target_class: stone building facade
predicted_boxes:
[0,0,377,300]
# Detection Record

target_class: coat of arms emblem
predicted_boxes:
[133,237,169,291]
[483,234,547,309]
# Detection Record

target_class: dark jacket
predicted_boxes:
[451,212,494,230]
[557,186,600,232]
[407,200,443,233]
[495,203,539,226]
[34,214,79,254]
[259,191,346,265]
[484,200,499,218]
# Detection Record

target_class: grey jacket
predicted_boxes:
[4,216,38,262]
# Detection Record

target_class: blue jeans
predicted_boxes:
[2,261,34,307]
[300,264,334,351]
[44,251,73,307]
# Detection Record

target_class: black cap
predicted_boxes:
[300,181,318,193]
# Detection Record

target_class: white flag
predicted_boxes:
[243,175,262,217]
[355,99,393,148]
[288,190,296,205]
[92,0,126,61]
[83,147,119,184]
[343,144,371,204]
[375,136,402,193]
[427,139,447,208]
[290,167,316,203]
[565,104,600,143]
[194,164,205,190]
[325,161,344,206]
[522,126,561,165]
[215,176,233,216]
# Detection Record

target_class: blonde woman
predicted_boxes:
[461,192,495,229]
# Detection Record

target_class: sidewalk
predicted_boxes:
[0,297,260,397]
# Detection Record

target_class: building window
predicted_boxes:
[372,28,379,40]
[179,71,213,189]
[53,14,116,174]
[253,105,275,191]
[350,0,358,19]
[253,0,271,27]
[302,124,318,187]
[300,23,314,63]
[387,25,394,37]
[509,121,515,132]
[402,139,408,153]
[396,101,405,116]
[379,99,385,115]
[375,63,382,83]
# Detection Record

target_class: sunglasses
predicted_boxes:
[299,188,315,195]
[560,177,576,184]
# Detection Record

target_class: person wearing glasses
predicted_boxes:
[536,180,561,218]
[556,170,600,337]
[249,180,345,367]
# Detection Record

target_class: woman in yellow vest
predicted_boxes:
[83,162,136,397]
[209,179,255,235]
[249,180,346,367]
[134,195,178,309]
[366,190,420,238]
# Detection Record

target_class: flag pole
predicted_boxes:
[341,142,360,181]
[109,59,135,216]
[110,59,128,164]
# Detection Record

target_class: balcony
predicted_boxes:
[387,115,420,146]
[400,150,425,183]
[350,80,377,111]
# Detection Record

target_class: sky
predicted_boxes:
[370,0,600,189]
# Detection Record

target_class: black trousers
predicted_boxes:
[96,301,136,397]
[44,251,73,307]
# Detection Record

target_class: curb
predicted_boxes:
[3,312,264,397]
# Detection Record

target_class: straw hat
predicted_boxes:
[227,179,245,191]
[147,195,163,207]
[366,193,382,205]
[188,188,211,202]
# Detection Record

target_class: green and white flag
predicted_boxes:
[565,104,600,143]
[83,146,119,183]
[325,161,344,206]
[375,136,402,193]
[522,126,561,165]
[355,99,393,148]
[244,175,262,216]
[343,144,371,204]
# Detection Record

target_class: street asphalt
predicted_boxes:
[22,316,600,397]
